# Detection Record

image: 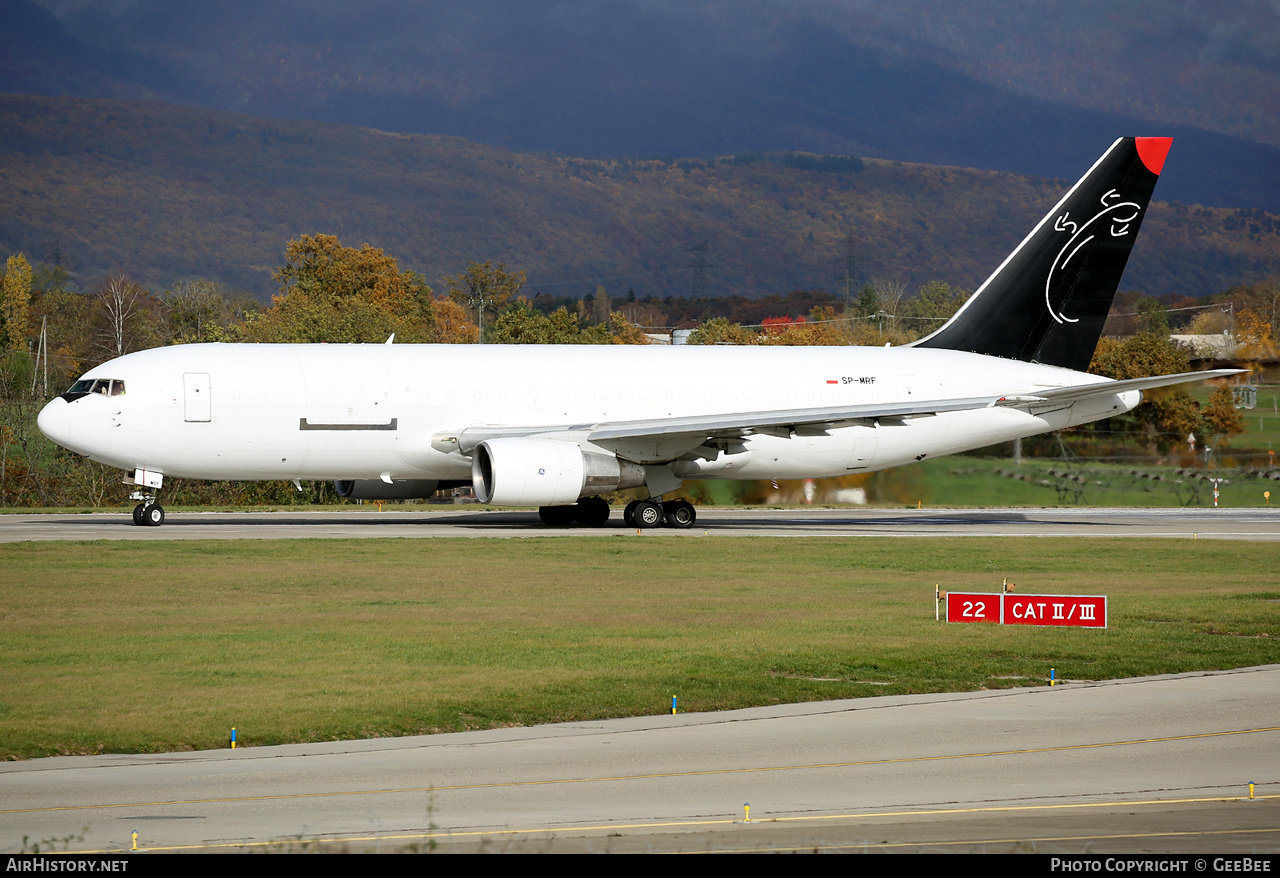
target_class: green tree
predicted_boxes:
[686,318,760,345]
[905,280,966,321]
[856,283,879,318]
[444,261,526,341]
[485,302,619,345]
[591,286,610,324]
[1135,297,1171,336]
[164,278,253,344]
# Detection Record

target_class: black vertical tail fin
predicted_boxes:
[913,137,1171,371]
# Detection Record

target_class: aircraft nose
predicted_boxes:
[37,397,71,446]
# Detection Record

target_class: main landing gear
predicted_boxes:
[623,498,696,529]
[130,491,165,527]
[537,496,698,529]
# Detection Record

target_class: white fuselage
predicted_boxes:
[38,342,1138,490]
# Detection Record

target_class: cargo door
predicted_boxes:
[302,352,394,430]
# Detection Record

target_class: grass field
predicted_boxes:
[2,537,1276,760]
[922,457,1280,507]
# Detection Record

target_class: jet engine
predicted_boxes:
[470,438,645,505]
[333,479,442,500]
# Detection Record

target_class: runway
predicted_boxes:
[2,505,1280,541]
[2,666,1276,854]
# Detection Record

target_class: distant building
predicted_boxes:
[1171,332,1235,358]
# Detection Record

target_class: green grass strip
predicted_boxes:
[1,537,1277,759]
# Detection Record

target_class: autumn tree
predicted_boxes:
[607,313,651,345]
[1186,306,1234,336]
[1089,333,1200,453]
[1200,385,1246,447]
[432,296,479,343]
[755,315,847,346]
[1235,308,1273,354]
[244,235,436,344]
[1,255,32,353]
[1090,332,1191,381]
[28,285,94,393]
[1209,279,1280,342]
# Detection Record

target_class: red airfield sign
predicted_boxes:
[1004,594,1106,627]
[945,591,999,623]
[946,592,1107,628]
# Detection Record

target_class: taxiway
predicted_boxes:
[2,666,1276,854]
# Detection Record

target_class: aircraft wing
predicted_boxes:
[455,368,1242,460]
[586,396,1000,441]
[457,396,1000,455]
[588,368,1243,448]
[1013,369,1245,406]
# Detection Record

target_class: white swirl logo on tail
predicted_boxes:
[1046,190,1141,324]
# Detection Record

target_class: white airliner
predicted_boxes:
[37,137,1237,528]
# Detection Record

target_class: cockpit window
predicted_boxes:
[61,378,124,402]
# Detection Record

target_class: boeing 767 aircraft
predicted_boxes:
[37,137,1238,528]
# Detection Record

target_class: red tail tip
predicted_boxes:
[1136,137,1172,175]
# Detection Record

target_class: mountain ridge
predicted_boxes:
[1,94,1274,301]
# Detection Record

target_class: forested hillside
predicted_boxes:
[1,95,1276,302]
[9,1,1280,211]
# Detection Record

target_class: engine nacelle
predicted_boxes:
[471,438,645,505]
[334,479,441,500]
